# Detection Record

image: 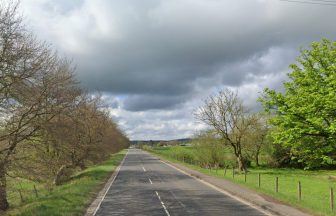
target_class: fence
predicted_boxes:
[166,153,336,215]
[7,178,48,207]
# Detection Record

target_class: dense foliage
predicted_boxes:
[193,39,336,171]
[260,39,336,169]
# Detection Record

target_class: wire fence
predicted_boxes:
[164,153,336,216]
[7,177,49,208]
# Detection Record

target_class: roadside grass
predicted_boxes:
[147,146,336,216]
[5,150,126,216]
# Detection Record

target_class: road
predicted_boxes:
[95,149,266,216]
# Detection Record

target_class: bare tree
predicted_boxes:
[0,2,130,210]
[195,89,256,172]
[0,2,53,209]
[0,2,76,208]
[11,61,82,183]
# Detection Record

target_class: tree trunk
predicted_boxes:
[53,165,74,186]
[0,164,9,211]
[78,161,86,170]
[255,146,261,166]
[237,155,246,172]
[255,154,260,167]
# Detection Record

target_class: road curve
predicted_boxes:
[95,149,266,216]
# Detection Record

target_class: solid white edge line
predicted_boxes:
[92,149,129,216]
[155,190,171,216]
[149,178,153,184]
[158,158,273,216]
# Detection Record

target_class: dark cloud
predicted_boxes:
[20,0,336,139]
[123,94,188,111]
[58,0,336,112]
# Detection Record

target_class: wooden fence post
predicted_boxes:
[258,173,261,187]
[18,189,24,203]
[298,181,302,201]
[224,166,227,176]
[34,185,38,198]
[232,167,235,179]
[275,177,279,193]
[244,171,247,182]
[331,187,334,212]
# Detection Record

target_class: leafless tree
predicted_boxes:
[195,89,256,172]
[0,1,56,209]
[0,2,130,210]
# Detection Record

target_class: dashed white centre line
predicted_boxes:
[155,191,171,216]
[148,178,153,184]
[142,166,146,172]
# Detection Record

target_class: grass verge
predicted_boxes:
[147,146,336,216]
[5,150,126,216]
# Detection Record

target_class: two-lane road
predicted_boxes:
[95,149,267,216]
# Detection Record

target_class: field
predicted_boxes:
[146,146,336,216]
[4,150,126,216]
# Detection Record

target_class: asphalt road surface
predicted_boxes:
[95,149,266,216]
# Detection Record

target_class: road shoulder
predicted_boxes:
[85,150,128,216]
[147,151,312,216]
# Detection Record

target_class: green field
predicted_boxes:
[5,150,126,216]
[147,146,336,216]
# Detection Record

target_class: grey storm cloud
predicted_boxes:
[49,0,336,108]
[19,0,336,139]
[123,94,188,111]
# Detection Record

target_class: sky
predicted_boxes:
[17,0,336,140]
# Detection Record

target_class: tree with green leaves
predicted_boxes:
[243,114,270,167]
[260,39,336,169]
[192,130,226,168]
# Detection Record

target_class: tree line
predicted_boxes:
[0,2,129,211]
[196,39,336,172]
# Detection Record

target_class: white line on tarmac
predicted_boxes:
[158,158,272,216]
[142,166,146,172]
[155,191,171,216]
[92,150,129,216]
[149,178,153,184]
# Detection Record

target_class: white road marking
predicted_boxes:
[149,178,153,184]
[158,157,273,216]
[155,191,171,216]
[92,150,129,216]
[142,166,146,172]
